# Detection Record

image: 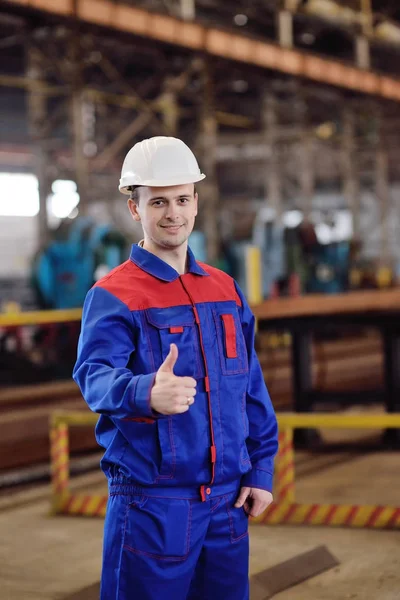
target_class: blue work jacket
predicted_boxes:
[73,244,278,499]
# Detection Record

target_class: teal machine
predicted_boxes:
[32,217,128,309]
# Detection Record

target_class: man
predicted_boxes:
[73,136,278,600]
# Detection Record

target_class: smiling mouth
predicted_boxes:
[160,224,183,230]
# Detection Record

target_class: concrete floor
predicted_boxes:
[1,437,400,600]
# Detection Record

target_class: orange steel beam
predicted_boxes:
[5,0,400,103]
[252,288,400,320]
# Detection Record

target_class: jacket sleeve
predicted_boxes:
[73,286,158,420]
[235,282,278,492]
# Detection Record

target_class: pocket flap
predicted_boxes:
[145,306,195,329]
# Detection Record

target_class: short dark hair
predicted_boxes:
[129,184,197,204]
[129,186,141,204]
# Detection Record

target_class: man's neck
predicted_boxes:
[141,239,188,275]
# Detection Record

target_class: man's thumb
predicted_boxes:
[235,487,250,508]
[158,343,178,373]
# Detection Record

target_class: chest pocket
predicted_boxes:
[212,303,249,375]
[144,306,204,379]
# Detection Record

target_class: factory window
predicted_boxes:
[315,210,353,244]
[0,173,39,217]
[0,174,80,220]
[48,180,80,220]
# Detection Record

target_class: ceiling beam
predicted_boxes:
[4,0,400,103]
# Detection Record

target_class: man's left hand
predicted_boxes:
[234,487,273,518]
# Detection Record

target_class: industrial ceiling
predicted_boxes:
[1,0,400,255]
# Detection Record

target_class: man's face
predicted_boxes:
[128,183,198,249]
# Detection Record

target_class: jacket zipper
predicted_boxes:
[179,276,216,501]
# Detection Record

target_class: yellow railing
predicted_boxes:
[0,308,82,327]
[50,411,400,528]
[50,411,107,517]
[260,413,400,529]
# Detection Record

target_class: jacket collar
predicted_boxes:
[129,243,209,282]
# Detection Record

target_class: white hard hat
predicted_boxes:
[119,136,206,194]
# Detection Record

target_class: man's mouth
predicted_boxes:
[160,224,183,230]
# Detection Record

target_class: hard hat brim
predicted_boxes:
[119,173,206,194]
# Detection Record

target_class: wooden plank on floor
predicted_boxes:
[63,582,100,599]
[250,545,339,599]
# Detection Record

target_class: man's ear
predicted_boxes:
[194,192,198,217]
[127,199,141,222]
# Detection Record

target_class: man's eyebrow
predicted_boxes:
[148,194,191,202]
[148,196,166,202]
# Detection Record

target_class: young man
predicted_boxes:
[73,136,278,600]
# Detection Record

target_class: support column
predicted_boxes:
[180,0,195,21]
[278,10,293,49]
[342,108,360,239]
[355,35,370,70]
[197,61,219,264]
[360,0,373,37]
[262,92,282,220]
[301,135,314,220]
[372,108,390,267]
[376,146,390,266]
[69,33,89,213]
[296,97,314,219]
[357,0,372,69]
[158,77,179,134]
[26,38,50,245]
[71,91,90,213]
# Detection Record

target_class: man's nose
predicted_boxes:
[165,204,180,220]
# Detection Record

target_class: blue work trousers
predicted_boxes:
[100,485,249,599]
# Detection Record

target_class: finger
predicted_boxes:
[175,395,195,406]
[171,403,190,415]
[234,487,250,508]
[248,499,265,518]
[175,387,196,398]
[158,344,178,374]
[179,376,197,388]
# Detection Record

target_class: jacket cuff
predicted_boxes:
[241,468,274,493]
[133,373,157,418]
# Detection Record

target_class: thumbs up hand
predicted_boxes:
[150,344,197,415]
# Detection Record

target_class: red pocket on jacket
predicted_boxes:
[221,314,238,359]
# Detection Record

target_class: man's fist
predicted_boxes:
[150,344,197,415]
[235,487,273,518]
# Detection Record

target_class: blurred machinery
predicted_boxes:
[250,212,351,297]
[306,240,350,293]
[0,217,127,387]
[31,217,127,310]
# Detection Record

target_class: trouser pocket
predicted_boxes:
[225,495,249,543]
[123,495,192,560]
